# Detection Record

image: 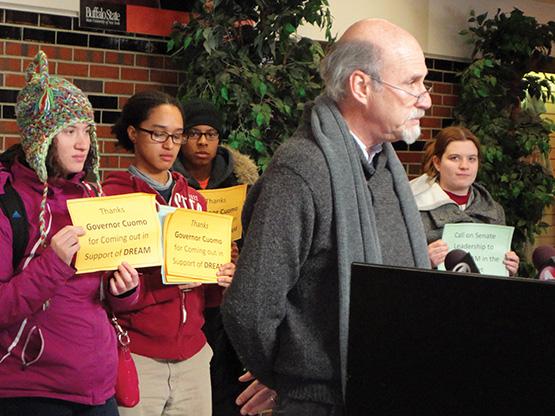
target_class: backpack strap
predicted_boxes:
[0,180,29,271]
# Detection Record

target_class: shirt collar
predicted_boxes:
[350,130,383,164]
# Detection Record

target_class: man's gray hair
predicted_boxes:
[320,40,383,102]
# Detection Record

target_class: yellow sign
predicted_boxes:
[163,208,232,283]
[198,184,247,241]
[67,193,162,273]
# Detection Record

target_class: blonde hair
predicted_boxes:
[422,126,481,178]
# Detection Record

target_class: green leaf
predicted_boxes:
[220,86,229,101]
[254,140,266,153]
[167,38,175,52]
[284,23,295,35]
[255,112,265,127]
[183,36,192,50]
[259,82,268,97]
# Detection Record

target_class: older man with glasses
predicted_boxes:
[222,18,432,416]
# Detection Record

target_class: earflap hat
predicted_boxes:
[15,50,100,183]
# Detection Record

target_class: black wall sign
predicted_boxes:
[79,1,126,32]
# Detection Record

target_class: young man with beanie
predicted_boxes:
[0,51,139,416]
[172,99,260,415]
[173,99,259,191]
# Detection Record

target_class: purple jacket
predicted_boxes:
[0,159,137,405]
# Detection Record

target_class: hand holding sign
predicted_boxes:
[163,208,232,283]
[50,225,85,265]
[440,223,514,276]
[67,193,162,273]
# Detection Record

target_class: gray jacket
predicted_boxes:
[410,174,506,243]
[222,99,428,405]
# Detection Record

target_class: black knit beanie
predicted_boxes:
[183,99,223,135]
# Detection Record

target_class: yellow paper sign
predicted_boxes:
[163,208,232,283]
[67,193,162,273]
[198,184,247,241]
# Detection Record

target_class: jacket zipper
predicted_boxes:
[181,289,187,324]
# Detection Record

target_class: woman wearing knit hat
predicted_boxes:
[0,51,139,415]
[104,90,236,416]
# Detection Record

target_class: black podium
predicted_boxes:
[346,263,555,415]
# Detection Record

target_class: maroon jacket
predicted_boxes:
[103,170,222,360]
[0,159,138,405]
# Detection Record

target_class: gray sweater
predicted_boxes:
[222,100,428,404]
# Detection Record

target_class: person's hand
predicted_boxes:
[231,241,239,264]
[50,225,85,265]
[217,262,236,289]
[178,282,202,291]
[504,251,520,276]
[236,371,277,415]
[109,262,140,296]
[428,240,449,268]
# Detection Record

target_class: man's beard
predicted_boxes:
[400,109,426,144]
[401,124,421,145]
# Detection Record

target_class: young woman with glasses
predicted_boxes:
[103,90,236,416]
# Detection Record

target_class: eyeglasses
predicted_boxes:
[369,76,433,105]
[136,126,187,145]
[186,129,220,142]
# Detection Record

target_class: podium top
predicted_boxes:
[347,263,555,415]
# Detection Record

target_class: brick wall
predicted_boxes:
[394,57,467,179]
[0,8,181,179]
[0,7,466,179]
[0,7,552,247]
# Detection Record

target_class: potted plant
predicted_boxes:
[456,8,555,276]
[168,0,334,170]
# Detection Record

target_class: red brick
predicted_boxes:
[118,97,128,108]
[121,68,149,81]
[134,83,159,93]
[90,64,119,79]
[74,48,104,63]
[102,139,120,153]
[40,45,72,61]
[5,74,26,88]
[105,51,134,66]
[432,83,452,94]
[4,136,20,149]
[0,41,3,55]
[105,81,134,95]
[0,121,19,134]
[96,125,113,138]
[420,117,442,128]
[135,54,164,68]
[22,59,33,70]
[442,95,459,106]
[432,106,452,118]
[429,94,442,106]
[150,69,178,84]
[101,155,119,169]
[118,156,133,169]
[57,62,88,77]
[420,130,432,140]
[0,57,21,72]
[6,42,38,57]
[397,151,426,163]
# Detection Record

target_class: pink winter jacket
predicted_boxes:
[0,159,138,405]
